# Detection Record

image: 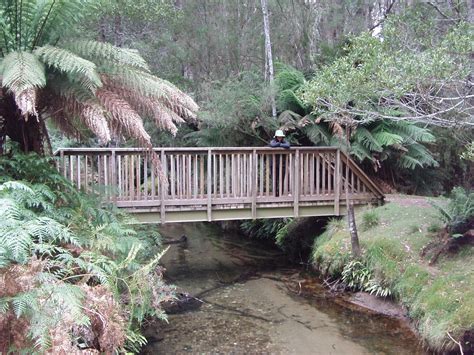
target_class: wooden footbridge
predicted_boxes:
[55,147,384,223]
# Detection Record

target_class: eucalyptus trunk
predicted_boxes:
[261,0,277,118]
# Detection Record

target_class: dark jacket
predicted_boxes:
[270,139,290,149]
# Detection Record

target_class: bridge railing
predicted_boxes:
[55,147,384,220]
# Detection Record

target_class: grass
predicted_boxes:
[311,198,474,353]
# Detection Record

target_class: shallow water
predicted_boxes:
[142,223,426,354]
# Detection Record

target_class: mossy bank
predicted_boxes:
[312,197,473,354]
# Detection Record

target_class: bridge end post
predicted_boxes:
[293,149,300,218]
[207,149,212,222]
[335,149,341,216]
[251,149,257,219]
[160,150,166,224]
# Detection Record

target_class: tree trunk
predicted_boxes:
[0,93,44,154]
[348,203,361,258]
[260,0,277,118]
[345,125,361,258]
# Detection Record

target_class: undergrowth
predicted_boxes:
[0,147,174,353]
[311,201,474,353]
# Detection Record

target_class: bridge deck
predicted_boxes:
[55,147,384,223]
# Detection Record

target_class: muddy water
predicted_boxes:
[143,223,425,355]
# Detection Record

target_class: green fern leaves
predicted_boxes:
[0,152,174,353]
[34,45,102,92]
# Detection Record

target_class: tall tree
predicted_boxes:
[0,0,198,155]
[261,0,276,118]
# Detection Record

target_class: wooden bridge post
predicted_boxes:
[294,149,300,218]
[160,149,166,224]
[207,149,212,221]
[335,149,341,215]
[251,149,257,219]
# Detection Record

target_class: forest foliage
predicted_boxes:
[0,145,173,353]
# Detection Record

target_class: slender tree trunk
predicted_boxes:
[468,0,474,24]
[261,0,277,118]
[345,125,361,258]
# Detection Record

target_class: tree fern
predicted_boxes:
[34,45,102,92]
[1,1,198,154]
[355,127,383,152]
[67,40,150,72]
[1,50,46,116]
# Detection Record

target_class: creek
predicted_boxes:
[142,223,425,354]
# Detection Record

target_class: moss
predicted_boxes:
[311,197,474,353]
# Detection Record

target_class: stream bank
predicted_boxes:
[142,222,425,354]
[312,198,474,354]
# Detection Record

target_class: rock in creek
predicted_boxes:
[162,292,203,314]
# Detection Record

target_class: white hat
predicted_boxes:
[274,129,285,137]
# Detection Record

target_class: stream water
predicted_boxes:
[142,223,426,355]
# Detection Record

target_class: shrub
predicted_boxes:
[361,210,380,231]
[433,187,474,235]
[341,260,392,297]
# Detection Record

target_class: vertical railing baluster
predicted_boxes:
[207,149,212,221]
[160,150,166,223]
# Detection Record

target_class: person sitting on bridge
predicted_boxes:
[270,130,290,149]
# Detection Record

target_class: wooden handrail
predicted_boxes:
[54,146,384,223]
[54,146,339,155]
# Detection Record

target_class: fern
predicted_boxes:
[68,40,150,72]
[372,130,404,146]
[0,151,174,353]
[1,51,46,91]
[355,127,383,152]
[34,45,102,92]
[12,291,38,318]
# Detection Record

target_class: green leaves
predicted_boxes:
[68,40,150,72]
[34,45,102,92]
[1,51,45,91]
[0,50,45,116]
[300,19,474,128]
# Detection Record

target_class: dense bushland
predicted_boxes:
[0,147,173,353]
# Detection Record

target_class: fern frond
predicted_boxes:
[80,102,111,144]
[355,127,383,152]
[303,124,331,145]
[12,291,38,318]
[96,88,151,146]
[102,79,180,135]
[351,142,373,162]
[0,297,10,313]
[102,70,198,121]
[0,181,34,193]
[67,40,150,72]
[397,155,423,169]
[1,51,45,116]
[1,223,33,263]
[34,45,102,92]
[372,131,403,146]
[388,121,436,143]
